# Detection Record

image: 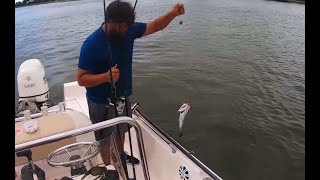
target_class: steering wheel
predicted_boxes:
[47,142,100,167]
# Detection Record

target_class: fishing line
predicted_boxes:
[148,0,184,46]
[172,0,183,25]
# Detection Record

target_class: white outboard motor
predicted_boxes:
[17,59,49,103]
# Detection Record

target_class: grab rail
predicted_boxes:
[15,116,150,180]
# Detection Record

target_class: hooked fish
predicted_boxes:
[178,103,191,137]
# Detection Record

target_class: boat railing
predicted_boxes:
[15,115,151,180]
[15,102,73,123]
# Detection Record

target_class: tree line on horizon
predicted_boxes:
[15,0,63,7]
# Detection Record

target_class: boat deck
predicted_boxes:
[15,81,222,180]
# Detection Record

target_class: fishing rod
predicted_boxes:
[124,0,139,178]
[103,1,128,179]
[133,0,138,12]
[103,0,138,179]
[120,0,139,178]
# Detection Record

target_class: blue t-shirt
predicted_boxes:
[115,22,147,97]
[78,22,146,104]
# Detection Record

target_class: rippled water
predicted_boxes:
[15,0,305,179]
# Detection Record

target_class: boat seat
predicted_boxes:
[15,110,94,166]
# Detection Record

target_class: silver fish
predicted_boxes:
[178,103,191,137]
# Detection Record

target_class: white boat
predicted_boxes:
[15,59,223,180]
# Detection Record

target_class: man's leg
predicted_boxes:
[108,97,136,178]
[112,97,140,166]
[113,96,132,155]
[99,139,111,165]
[121,97,139,164]
[87,98,112,165]
[121,96,131,150]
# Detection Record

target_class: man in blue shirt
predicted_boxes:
[77,0,185,170]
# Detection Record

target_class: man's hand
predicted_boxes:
[143,2,185,36]
[108,64,120,83]
[171,3,185,17]
[77,64,120,87]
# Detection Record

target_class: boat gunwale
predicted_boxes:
[133,105,223,180]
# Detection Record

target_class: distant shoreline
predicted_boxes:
[266,0,305,4]
[15,0,80,8]
[15,0,305,9]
